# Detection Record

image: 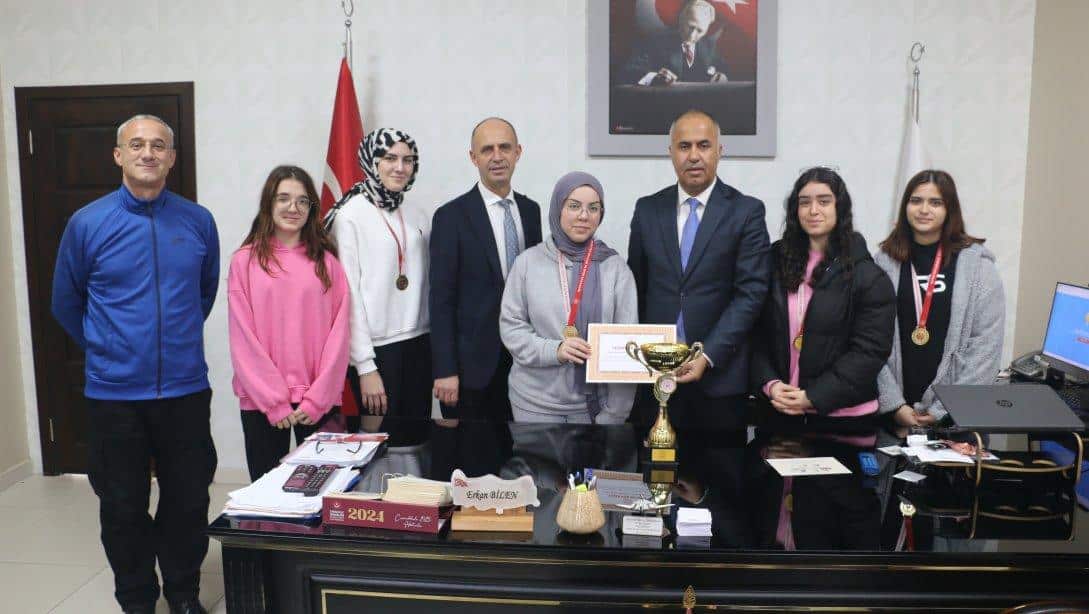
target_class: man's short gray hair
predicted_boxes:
[116,114,175,147]
[681,0,716,24]
[668,109,721,140]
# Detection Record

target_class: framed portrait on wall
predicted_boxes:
[588,0,778,157]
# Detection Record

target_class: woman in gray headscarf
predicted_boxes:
[500,171,638,424]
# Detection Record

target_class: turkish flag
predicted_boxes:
[321,57,364,417]
[321,58,365,212]
[654,0,759,81]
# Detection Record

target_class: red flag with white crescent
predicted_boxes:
[321,57,364,417]
[321,58,365,212]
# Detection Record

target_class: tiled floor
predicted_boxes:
[0,474,238,613]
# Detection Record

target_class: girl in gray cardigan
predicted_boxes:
[875,170,1005,426]
[500,172,637,424]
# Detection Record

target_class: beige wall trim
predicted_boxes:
[0,460,32,494]
[1015,0,1089,355]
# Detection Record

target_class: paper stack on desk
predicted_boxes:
[902,445,998,465]
[282,432,386,467]
[675,507,712,537]
[382,476,453,506]
[223,463,358,519]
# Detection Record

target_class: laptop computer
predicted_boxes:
[932,384,1085,433]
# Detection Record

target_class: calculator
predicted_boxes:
[282,464,338,496]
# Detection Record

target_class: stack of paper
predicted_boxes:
[282,432,386,467]
[902,445,998,465]
[223,463,358,519]
[675,507,712,537]
[382,476,452,506]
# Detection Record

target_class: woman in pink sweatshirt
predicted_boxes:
[228,166,350,481]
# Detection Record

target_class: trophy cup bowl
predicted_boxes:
[637,342,697,373]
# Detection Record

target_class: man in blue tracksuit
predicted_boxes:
[52,114,219,614]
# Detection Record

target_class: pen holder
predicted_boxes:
[555,488,606,535]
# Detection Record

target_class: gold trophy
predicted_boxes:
[626,341,704,504]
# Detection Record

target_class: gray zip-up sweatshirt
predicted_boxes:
[500,236,638,423]
[874,243,1006,418]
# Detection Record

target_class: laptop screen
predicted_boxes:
[1041,282,1089,380]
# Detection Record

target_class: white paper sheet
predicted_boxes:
[765,456,851,477]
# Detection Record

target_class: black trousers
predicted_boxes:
[240,406,340,482]
[86,388,217,609]
[431,352,515,479]
[348,334,432,445]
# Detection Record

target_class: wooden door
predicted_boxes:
[15,82,197,474]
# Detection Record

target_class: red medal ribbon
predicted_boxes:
[378,209,408,279]
[911,244,943,331]
[558,240,596,329]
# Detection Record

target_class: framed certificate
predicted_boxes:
[585,323,676,384]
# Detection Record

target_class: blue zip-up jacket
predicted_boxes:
[51,184,220,400]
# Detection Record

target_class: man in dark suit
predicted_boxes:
[429,118,542,474]
[620,0,728,85]
[628,109,770,431]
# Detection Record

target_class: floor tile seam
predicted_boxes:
[0,560,106,569]
[44,563,110,614]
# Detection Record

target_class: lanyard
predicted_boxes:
[557,241,596,338]
[792,282,807,351]
[910,245,943,330]
[378,208,408,279]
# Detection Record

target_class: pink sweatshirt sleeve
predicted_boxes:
[297,255,352,423]
[763,379,782,398]
[227,253,294,424]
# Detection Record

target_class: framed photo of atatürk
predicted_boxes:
[588,0,777,157]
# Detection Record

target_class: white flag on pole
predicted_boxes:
[895,114,929,203]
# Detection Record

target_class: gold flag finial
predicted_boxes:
[683,585,697,612]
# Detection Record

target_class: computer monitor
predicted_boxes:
[1041,282,1089,381]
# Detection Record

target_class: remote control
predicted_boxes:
[282,464,338,496]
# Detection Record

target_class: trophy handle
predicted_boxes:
[684,342,704,366]
[626,341,655,376]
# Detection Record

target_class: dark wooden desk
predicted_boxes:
[209,420,1089,613]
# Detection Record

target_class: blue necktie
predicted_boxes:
[498,198,520,277]
[677,197,701,341]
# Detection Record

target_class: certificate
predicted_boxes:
[765,457,852,477]
[585,323,676,383]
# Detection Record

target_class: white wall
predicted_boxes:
[0,0,1036,478]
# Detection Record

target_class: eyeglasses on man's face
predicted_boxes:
[119,139,171,154]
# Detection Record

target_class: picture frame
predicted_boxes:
[587,0,778,157]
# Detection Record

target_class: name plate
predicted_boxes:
[451,470,540,513]
[622,514,665,537]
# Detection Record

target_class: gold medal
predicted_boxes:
[792,334,803,351]
[911,326,930,346]
[562,325,579,339]
[396,274,409,291]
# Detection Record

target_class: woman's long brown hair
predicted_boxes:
[241,165,337,291]
[879,169,984,262]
